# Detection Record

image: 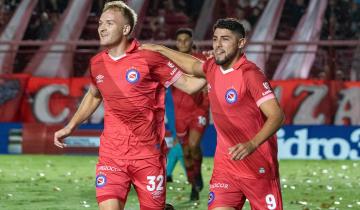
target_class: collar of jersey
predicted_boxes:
[104,38,140,61]
[219,54,247,74]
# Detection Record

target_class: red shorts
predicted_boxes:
[95,155,166,209]
[175,112,208,140]
[208,170,283,210]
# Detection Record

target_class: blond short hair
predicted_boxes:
[103,1,138,34]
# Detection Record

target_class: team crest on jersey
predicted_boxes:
[96,174,107,188]
[225,89,238,104]
[126,68,140,83]
[208,192,215,205]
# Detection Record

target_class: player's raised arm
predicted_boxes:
[141,44,205,78]
[54,85,102,148]
[172,74,207,95]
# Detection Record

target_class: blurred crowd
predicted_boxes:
[0,0,359,80]
[139,0,205,40]
[0,0,19,33]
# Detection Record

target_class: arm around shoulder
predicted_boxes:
[141,44,206,77]
[172,74,207,95]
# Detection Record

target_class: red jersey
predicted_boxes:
[203,55,278,179]
[90,39,183,159]
[171,53,209,118]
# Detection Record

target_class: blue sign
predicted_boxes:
[200,125,360,159]
[277,126,360,160]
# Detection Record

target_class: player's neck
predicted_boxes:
[108,38,130,57]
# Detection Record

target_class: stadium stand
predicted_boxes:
[0,0,358,80]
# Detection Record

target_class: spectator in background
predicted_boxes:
[335,70,345,81]
[317,71,327,80]
[0,0,7,30]
[288,0,306,27]
[350,1,360,38]
[237,0,253,17]
[248,7,261,26]
[38,12,53,40]
[149,9,168,40]
[235,7,252,35]
[322,0,352,39]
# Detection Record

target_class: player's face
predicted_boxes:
[176,33,192,53]
[98,9,129,47]
[212,28,244,66]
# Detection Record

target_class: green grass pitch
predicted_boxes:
[0,155,359,210]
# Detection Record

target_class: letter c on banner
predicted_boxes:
[33,84,70,123]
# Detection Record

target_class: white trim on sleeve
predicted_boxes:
[164,71,183,88]
[256,94,275,107]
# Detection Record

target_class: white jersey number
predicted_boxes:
[146,175,164,192]
[265,194,277,209]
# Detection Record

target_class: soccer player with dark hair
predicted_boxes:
[141,18,285,210]
[170,27,209,201]
[53,1,206,210]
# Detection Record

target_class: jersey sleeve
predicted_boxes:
[201,58,215,74]
[243,67,275,107]
[144,51,183,88]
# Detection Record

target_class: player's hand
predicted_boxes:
[202,50,214,59]
[139,43,162,52]
[228,141,258,160]
[54,126,73,148]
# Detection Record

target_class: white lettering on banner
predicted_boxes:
[33,85,70,123]
[293,85,328,125]
[334,87,360,125]
[277,128,360,160]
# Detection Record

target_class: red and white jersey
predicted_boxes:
[171,53,209,118]
[203,55,279,179]
[90,39,183,159]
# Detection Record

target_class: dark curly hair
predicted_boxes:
[213,18,245,38]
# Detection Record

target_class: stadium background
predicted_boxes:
[0,0,360,209]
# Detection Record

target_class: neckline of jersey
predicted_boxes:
[104,39,140,62]
[218,54,247,74]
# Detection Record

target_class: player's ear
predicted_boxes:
[123,24,131,36]
[238,37,246,49]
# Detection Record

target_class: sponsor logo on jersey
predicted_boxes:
[262,90,272,96]
[96,74,104,83]
[208,191,215,205]
[210,183,229,189]
[225,89,238,104]
[259,167,266,174]
[126,69,140,83]
[151,190,163,199]
[170,67,178,76]
[167,61,175,68]
[262,82,272,96]
[98,165,121,172]
[263,82,270,90]
[96,174,107,188]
